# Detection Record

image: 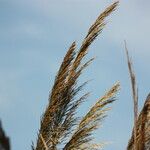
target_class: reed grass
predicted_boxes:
[1,1,150,150]
[127,94,150,150]
[125,43,150,150]
[125,41,138,150]
[34,1,119,150]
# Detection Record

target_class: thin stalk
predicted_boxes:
[125,41,138,150]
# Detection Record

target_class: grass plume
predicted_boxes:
[125,42,150,150]
[125,41,138,150]
[127,94,150,150]
[35,1,119,150]
[63,83,120,150]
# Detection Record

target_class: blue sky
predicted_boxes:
[0,0,150,149]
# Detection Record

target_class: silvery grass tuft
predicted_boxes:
[34,2,119,150]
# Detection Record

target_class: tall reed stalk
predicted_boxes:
[125,43,150,150]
